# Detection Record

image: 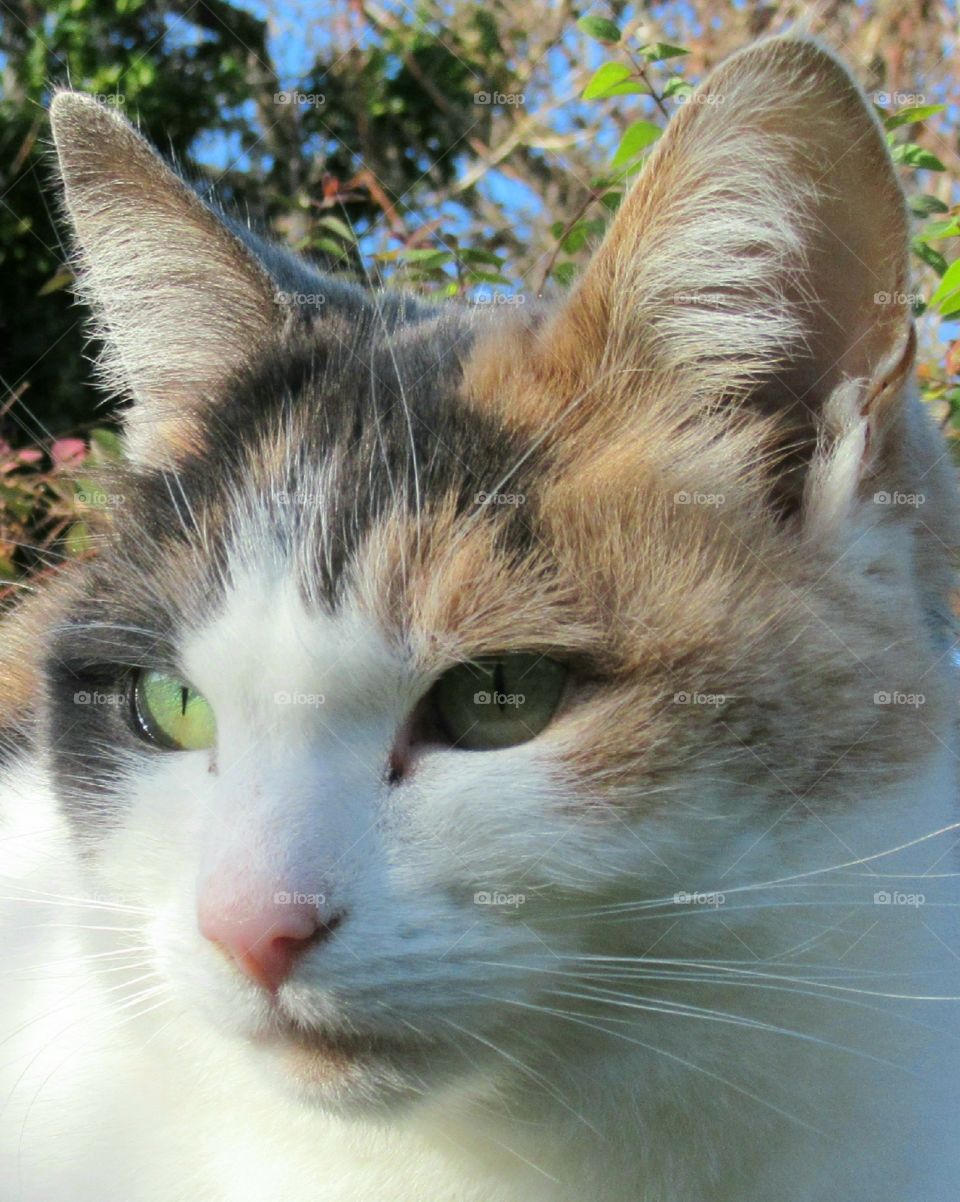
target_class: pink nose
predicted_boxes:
[199,895,340,993]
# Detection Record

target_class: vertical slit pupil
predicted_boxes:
[180,686,189,717]
[494,662,506,712]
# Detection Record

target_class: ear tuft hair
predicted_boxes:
[50,91,284,464]
[532,37,913,519]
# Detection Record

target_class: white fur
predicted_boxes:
[3,538,959,1201]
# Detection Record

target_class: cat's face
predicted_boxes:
[43,315,777,1110]
[41,38,955,1115]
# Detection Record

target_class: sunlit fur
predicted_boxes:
[1,34,959,1202]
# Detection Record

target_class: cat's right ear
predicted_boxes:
[50,92,284,465]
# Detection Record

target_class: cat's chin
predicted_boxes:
[242,1025,437,1115]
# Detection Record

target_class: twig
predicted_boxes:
[536,185,602,297]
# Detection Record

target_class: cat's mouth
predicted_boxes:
[249,1021,421,1078]
[241,1020,435,1108]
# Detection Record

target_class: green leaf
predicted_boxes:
[663,77,693,99]
[912,239,948,276]
[65,521,91,556]
[375,248,453,267]
[315,237,347,257]
[457,248,506,268]
[576,15,621,43]
[639,42,689,62]
[37,266,74,296]
[552,262,578,287]
[582,62,646,99]
[317,214,356,242]
[0,483,33,521]
[883,103,946,131]
[591,164,644,188]
[559,221,591,254]
[909,194,950,217]
[600,79,649,98]
[913,218,960,244]
[599,190,623,211]
[74,476,101,503]
[465,270,512,285]
[891,143,946,171]
[611,120,662,167]
[89,428,124,461]
[583,62,630,99]
[929,258,960,310]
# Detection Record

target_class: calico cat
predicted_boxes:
[1,33,958,1202]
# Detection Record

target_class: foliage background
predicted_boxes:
[0,0,958,591]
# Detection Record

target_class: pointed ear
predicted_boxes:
[50,92,283,465]
[538,36,913,517]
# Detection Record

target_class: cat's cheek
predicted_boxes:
[398,744,600,893]
[92,756,210,892]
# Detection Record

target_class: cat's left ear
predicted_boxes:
[50,92,284,465]
[533,36,915,526]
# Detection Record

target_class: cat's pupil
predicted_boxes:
[494,662,506,710]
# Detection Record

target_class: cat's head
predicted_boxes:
[38,36,956,1115]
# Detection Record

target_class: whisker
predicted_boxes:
[439,1016,604,1138]
[479,993,830,1137]
[540,985,909,1071]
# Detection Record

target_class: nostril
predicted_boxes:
[272,909,344,959]
[255,909,345,990]
[315,910,345,942]
[199,896,346,993]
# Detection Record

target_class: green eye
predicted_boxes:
[431,653,567,751]
[132,669,216,751]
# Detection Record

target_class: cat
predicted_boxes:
[1,32,959,1202]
